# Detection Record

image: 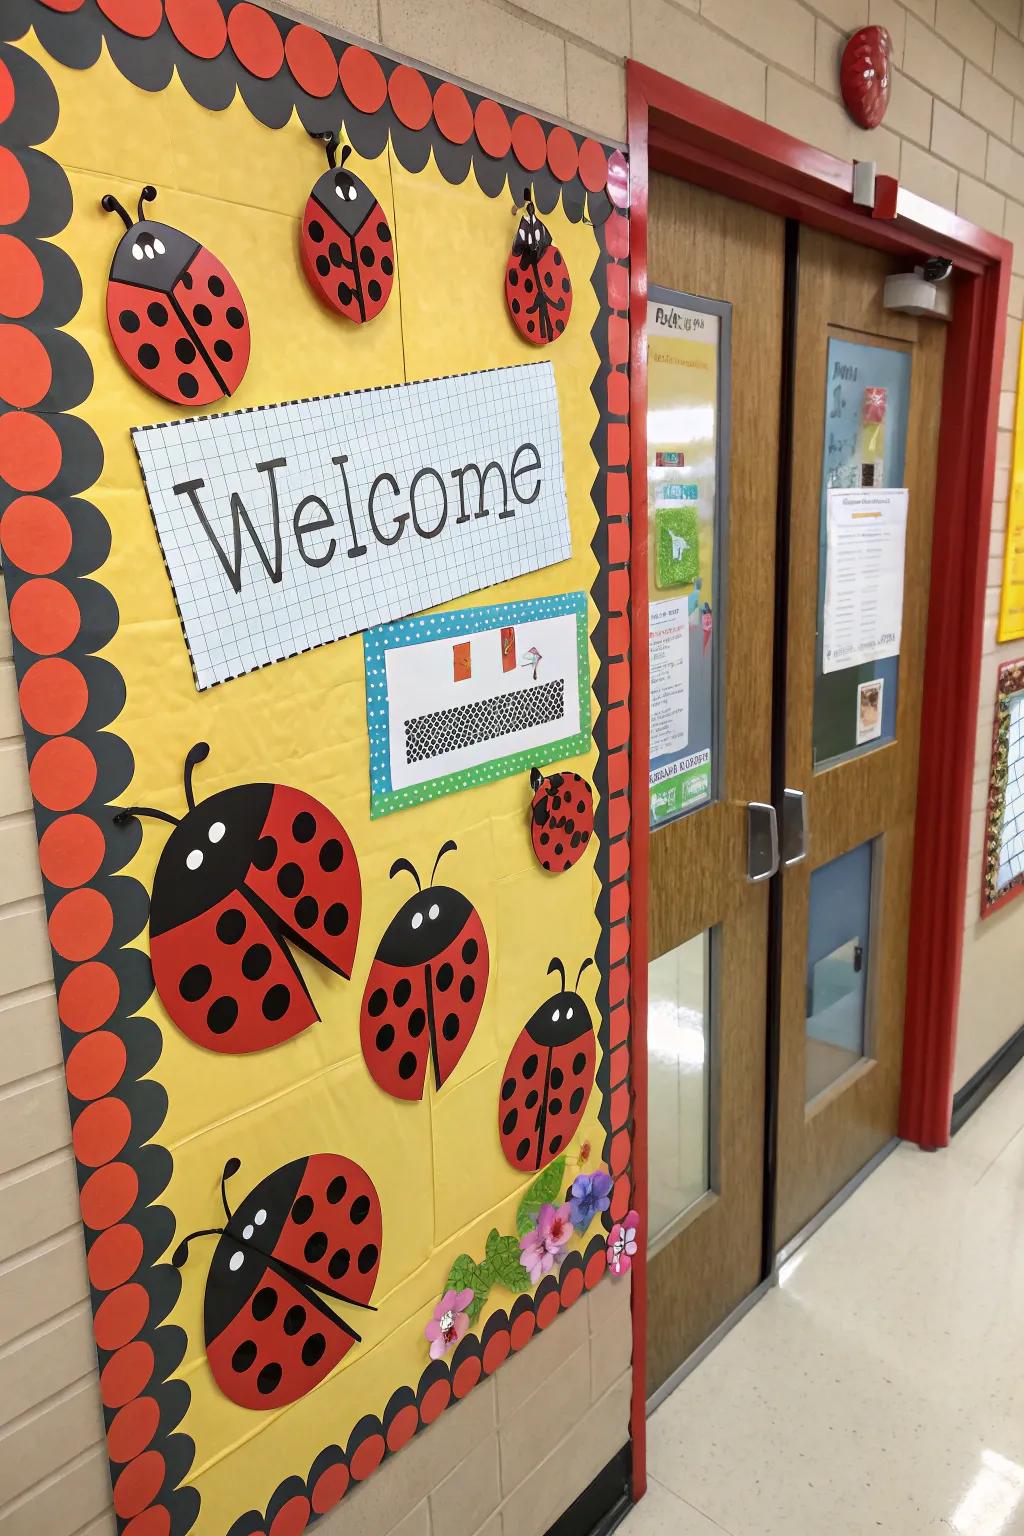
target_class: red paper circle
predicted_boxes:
[311,1462,349,1514]
[269,1495,310,1536]
[0,236,43,318]
[66,1029,127,1101]
[584,1247,607,1289]
[122,1510,171,1536]
[348,1432,384,1482]
[227,2,284,79]
[19,657,87,735]
[0,410,62,492]
[81,1160,139,1230]
[73,1095,131,1168]
[560,1264,585,1308]
[94,1282,150,1352]
[511,114,546,172]
[452,1353,481,1398]
[96,0,162,37]
[107,1395,161,1464]
[101,1340,155,1409]
[164,0,227,58]
[475,99,511,159]
[285,25,336,97]
[58,960,119,1033]
[49,886,113,961]
[30,735,97,811]
[536,1287,560,1329]
[510,1308,535,1351]
[10,577,80,655]
[385,1402,419,1452]
[546,125,577,182]
[339,46,386,113]
[578,138,608,193]
[418,1376,450,1425]
[388,64,432,130]
[0,324,52,407]
[0,60,14,127]
[433,81,473,144]
[114,1450,166,1520]
[37,0,87,9]
[0,495,71,573]
[89,1222,144,1292]
[39,811,104,888]
[0,146,29,226]
[482,1327,510,1375]
[607,148,628,208]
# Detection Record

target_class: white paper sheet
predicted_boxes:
[649,596,690,762]
[132,362,571,690]
[823,487,908,674]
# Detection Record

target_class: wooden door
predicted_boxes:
[775,227,947,1245]
[645,175,783,1393]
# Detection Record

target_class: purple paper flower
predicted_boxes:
[425,1287,474,1359]
[568,1170,613,1232]
[519,1202,573,1285]
[607,1210,640,1278]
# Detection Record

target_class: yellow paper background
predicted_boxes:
[27,32,609,1529]
[999,321,1024,642]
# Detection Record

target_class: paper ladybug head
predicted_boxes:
[101,184,250,406]
[505,187,572,346]
[840,25,892,130]
[300,131,395,323]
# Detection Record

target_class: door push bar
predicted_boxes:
[781,787,807,867]
[746,802,779,883]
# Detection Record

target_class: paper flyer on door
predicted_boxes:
[822,487,909,674]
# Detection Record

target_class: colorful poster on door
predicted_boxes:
[998,323,1024,643]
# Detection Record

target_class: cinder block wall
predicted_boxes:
[2,0,1024,1532]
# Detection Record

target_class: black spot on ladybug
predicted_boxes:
[367,280,382,302]
[408,1008,426,1037]
[181,271,193,289]
[147,301,168,325]
[360,245,374,266]
[555,318,565,333]
[349,1194,370,1224]
[461,937,478,965]
[227,306,245,329]
[208,996,238,1034]
[516,1138,530,1161]
[324,903,349,936]
[539,830,548,844]
[553,251,563,266]
[525,1088,539,1109]
[119,309,140,332]
[252,1286,277,1319]
[328,241,342,267]
[232,1340,257,1373]
[214,339,233,363]
[208,274,225,297]
[460,975,475,1003]
[393,978,412,1006]
[569,1086,585,1113]
[302,1333,326,1366]
[549,1096,563,1116]
[254,837,277,871]
[544,271,553,287]
[381,256,394,276]
[292,812,316,843]
[508,269,519,288]
[573,1051,587,1075]
[442,1014,460,1042]
[338,282,353,305]
[564,279,572,293]
[180,964,211,1001]
[316,255,330,277]
[523,1053,539,1079]
[525,277,534,293]
[551,1067,564,1088]
[283,1305,305,1335]
[138,343,160,370]
[291,1195,313,1224]
[527,320,536,333]
[368,989,387,1018]
[502,1109,518,1135]
[216,908,246,945]
[304,1231,328,1263]
[327,1176,347,1203]
[242,944,271,981]
[375,1023,394,1052]
[398,1051,417,1080]
[178,372,199,399]
[377,222,390,242]
[501,1077,516,1101]
[549,1134,562,1155]
[320,839,343,871]
[193,303,212,326]
[358,1243,378,1273]
[257,1363,282,1395]
[436,962,454,992]
[278,863,304,898]
[295,896,319,929]
[175,338,196,364]
[328,1248,349,1279]
[308,219,324,242]
[263,984,290,1020]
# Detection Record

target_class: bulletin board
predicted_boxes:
[0,5,632,1533]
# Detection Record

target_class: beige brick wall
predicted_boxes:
[3,0,1024,1532]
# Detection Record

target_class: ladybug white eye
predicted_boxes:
[254,1208,267,1226]
[428,903,440,921]
[186,848,203,871]
[566,1007,573,1019]
[552,1008,560,1022]
[144,245,155,259]
[411,911,424,930]
[228,1251,244,1271]
[242,1223,254,1240]
[131,243,144,260]
[153,237,165,255]
[348,185,357,200]
[208,821,226,844]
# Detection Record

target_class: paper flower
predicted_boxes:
[607,1210,640,1277]
[425,1287,474,1359]
[519,1202,573,1285]
[568,1170,613,1233]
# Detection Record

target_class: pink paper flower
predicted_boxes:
[519,1202,573,1285]
[607,1210,639,1277]
[425,1287,474,1360]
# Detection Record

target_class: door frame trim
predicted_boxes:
[626,60,1011,1502]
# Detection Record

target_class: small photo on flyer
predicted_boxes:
[857,678,884,745]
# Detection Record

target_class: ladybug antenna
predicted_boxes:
[171,1228,223,1267]
[313,130,347,170]
[574,957,594,991]
[389,857,421,891]
[431,840,458,882]
[183,742,210,813]
[137,185,156,221]
[547,956,567,992]
[112,805,179,828]
[221,1156,240,1221]
[530,766,543,792]
[100,194,133,231]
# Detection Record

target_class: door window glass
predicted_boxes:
[805,840,875,1102]
[648,930,713,1250]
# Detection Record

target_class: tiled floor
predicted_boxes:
[621,1060,1024,1535]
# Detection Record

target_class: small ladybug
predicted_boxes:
[300,131,395,323]
[113,742,360,1055]
[101,185,250,406]
[173,1153,381,1410]
[498,957,596,1173]
[360,841,489,1101]
[529,766,594,873]
[840,25,891,130]
[505,192,572,346]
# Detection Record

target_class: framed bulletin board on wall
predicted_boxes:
[982,658,1024,916]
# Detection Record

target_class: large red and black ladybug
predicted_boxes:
[529,767,594,873]
[498,957,596,1172]
[300,131,394,323]
[101,185,250,407]
[173,1153,381,1410]
[360,841,489,1101]
[505,192,572,346]
[113,743,360,1055]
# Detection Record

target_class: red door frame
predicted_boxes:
[626,59,1011,1500]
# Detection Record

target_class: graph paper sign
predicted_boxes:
[364,592,591,816]
[983,658,1024,915]
[132,362,571,689]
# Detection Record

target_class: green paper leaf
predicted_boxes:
[484,1231,532,1295]
[516,1154,568,1236]
[445,1253,489,1323]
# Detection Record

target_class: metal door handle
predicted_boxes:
[746,801,779,883]
[781,787,808,867]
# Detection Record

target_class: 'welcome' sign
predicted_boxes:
[132,361,572,690]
